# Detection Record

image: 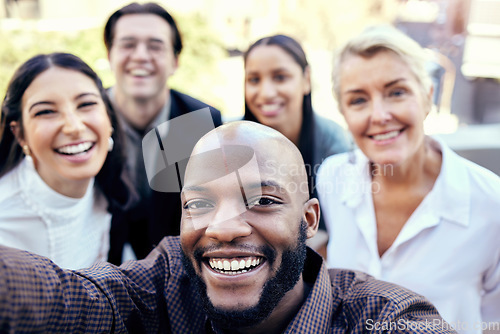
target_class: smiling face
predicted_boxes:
[18,66,112,196]
[245,45,310,133]
[108,13,177,103]
[339,50,432,166]
[180,122,319,330]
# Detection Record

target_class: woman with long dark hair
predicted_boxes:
[243,35,349,252]
[0,53,134,269]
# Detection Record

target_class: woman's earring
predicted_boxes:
[108,136,114,152]
[22,145,31,156]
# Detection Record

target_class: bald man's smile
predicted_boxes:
[198,242,274,304]
[180,121,319,331]
[206,255,263,275]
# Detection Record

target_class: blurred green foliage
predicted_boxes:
[0,12,226,111]
[0,27,110,99]
[171,13,228,110]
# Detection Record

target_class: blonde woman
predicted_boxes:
[317,26,500,333]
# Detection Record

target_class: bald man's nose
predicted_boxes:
[205,220,252,242]
[205,199,251,242]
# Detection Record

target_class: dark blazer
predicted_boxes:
[108,89,222,264]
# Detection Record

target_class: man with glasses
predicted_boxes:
[104,2,223,264]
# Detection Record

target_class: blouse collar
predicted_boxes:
[342,136,470,227]
[18,156,95,218]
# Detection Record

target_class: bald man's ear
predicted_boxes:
[303,198,320,239]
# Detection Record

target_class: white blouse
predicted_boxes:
[316,137,500,334]
[0,157,111,270]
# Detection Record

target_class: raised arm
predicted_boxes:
[0,244,169,333]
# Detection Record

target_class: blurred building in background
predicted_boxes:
[395,0,500,124]
[0,0,398,126]
[2,0,500,174]
[394,0,500,175]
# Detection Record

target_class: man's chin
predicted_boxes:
[202,297,273,329]
[129,92,156,101]
[181,221,308,331]
[124,86,161,100]
[206,295,261,314]
[181,254,267,328]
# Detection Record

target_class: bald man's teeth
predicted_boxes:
[208,257,262,275]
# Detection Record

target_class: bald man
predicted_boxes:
[0,122,455,333]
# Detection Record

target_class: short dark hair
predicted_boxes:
[103,2,183,57]
[0,52,135,211]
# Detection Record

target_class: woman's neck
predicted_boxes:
[34,162,92,198]
[47,177,91,198]
[276,114,303,147]
[371,137,442,189]
[114,88,168,131]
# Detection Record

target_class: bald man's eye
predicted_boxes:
[247,196,281,207]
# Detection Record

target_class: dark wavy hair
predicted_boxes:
[243,34,314,194]
[0,52,135,212]
[103,2,183,57]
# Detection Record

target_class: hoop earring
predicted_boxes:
[22,145,31,156]
[108,137,114,152]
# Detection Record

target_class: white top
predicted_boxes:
[317,137,500,334]
[0,157,111,270]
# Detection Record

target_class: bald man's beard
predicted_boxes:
[181,220,308,331]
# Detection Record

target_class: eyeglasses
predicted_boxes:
[115,38,169,57]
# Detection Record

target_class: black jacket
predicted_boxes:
[108,89,222,264]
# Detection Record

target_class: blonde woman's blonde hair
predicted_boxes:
[332,25,433,110]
